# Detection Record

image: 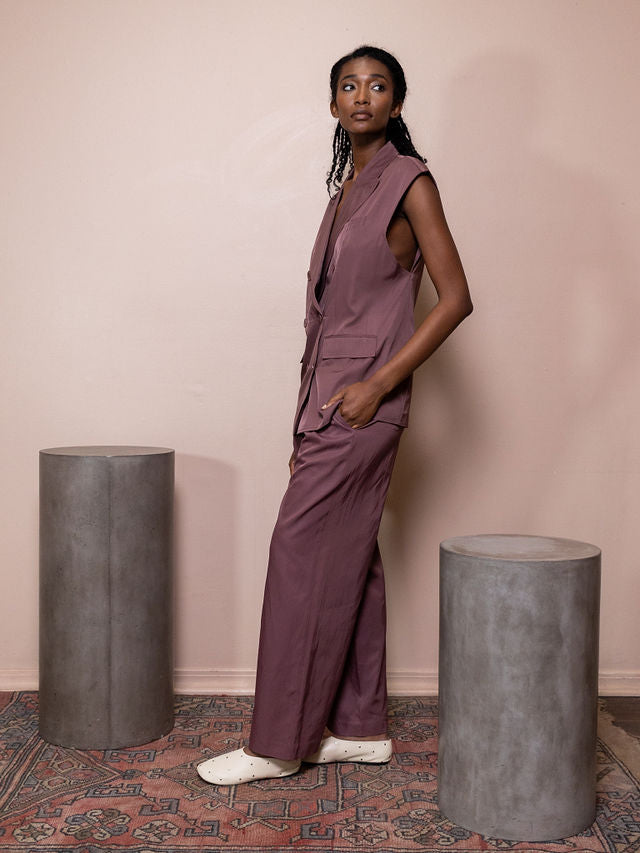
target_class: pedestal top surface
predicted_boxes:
[40,446,174,457]
[441,534,600,561]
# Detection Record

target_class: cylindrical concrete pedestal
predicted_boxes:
[438,534,601,841]
[39,446,174,749]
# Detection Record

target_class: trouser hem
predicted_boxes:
[247,734,322,762]
[327,717,388,738]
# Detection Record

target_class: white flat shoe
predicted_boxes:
[302,736,392,764]
[197,747,301,785]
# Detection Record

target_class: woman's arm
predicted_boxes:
[324,174,473,428]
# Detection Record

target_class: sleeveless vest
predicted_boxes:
[294,141,432,434]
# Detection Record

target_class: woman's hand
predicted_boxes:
[323,377,386,428]
[288,451,296,476]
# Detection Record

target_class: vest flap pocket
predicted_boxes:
[322,334,377,359]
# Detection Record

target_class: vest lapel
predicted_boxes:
[331,177,377,233]
[328,141,399,254]
[307,193,341,313]
[308,141,398,312]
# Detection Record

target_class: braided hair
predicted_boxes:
[327,45,427,195]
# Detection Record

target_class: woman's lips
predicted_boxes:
[351,111,372,120]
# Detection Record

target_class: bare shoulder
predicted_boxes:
[401,172,448,232]
[404,171,441,209]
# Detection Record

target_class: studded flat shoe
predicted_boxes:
[302,736,392,764]
[197,747,301,785]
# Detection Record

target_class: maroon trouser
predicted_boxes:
[249,412,402,760]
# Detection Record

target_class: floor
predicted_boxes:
[0,692,638,851]
[601,696,640,739]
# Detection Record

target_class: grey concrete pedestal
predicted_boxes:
[438,534,601,841]
[39,446,174,749]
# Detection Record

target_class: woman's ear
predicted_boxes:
[330,100,339,119]
[391,101,403,119]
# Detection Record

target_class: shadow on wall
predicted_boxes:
[173,454,238,678]
[386,49,637,561]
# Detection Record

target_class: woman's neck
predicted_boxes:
[350,136,388,180]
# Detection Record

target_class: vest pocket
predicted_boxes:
[321,334,377,359]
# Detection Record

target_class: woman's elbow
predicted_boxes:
[450,292,473,322]
[438,288,473,325]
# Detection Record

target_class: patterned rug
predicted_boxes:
[0,693,638,852]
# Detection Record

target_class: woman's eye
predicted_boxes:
[342,83,355,91]
[372,83,385,92]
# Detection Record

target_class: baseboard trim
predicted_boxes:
[0,670,39,691]
[597,673,640,696]
[2,669,638,696]
[171,669,441,696]
[174,668,255,695]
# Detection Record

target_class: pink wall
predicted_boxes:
[1,0,638,693]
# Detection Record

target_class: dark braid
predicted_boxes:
[326,45,427,195]
[330,123,352,190]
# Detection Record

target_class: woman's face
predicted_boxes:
[330,56,402,138]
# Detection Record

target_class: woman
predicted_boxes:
[198,45,472,786]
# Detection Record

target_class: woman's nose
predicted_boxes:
[354,86,369,104]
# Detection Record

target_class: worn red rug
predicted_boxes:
[0,692,638,851]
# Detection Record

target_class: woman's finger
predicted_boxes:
[321,390,345,410]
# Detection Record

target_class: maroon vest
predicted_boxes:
[294,141,431,434]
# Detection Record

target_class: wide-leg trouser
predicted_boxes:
[249,412,402,760]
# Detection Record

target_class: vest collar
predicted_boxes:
[336,140,398,228]
[345,140,398,186]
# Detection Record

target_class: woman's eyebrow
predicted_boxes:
[339,73,389,82]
